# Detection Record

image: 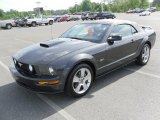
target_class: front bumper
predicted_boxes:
[10,65,64,93]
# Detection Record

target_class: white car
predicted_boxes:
[26,16,54,27]
[139,11,151,16]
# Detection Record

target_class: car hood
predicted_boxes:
[0,19,14,23]
[13,38,96,65]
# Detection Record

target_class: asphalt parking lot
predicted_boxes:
[0,12,160,120]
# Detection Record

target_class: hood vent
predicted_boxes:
[40,43,49,48]
[40,40,65,48]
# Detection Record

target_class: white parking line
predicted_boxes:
[38,94,76,120]
[0,60,76,120]
[0,61,10,72]
[124,68,160,79]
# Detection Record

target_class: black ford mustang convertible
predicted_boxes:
[10,19,156,97]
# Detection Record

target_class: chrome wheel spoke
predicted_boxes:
[84,73,91,82]
[73,75,80,83]
[83,82,89,91]
[75,84,82,93]
[80,68,86,77]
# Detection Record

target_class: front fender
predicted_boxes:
[53,53,97,87]
[67,53,97,72]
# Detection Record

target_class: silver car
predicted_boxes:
[0,19,18,29]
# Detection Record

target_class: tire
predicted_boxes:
[6,24,12,29]
[65,64,94,97]
[31,22,36,27]
[45,23,48,25]
[136,44,150,65]
[49,20,53,25]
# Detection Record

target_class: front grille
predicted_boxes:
[14,59,37,76]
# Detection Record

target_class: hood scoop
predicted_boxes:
[40,40,65,48]
[40,43,49,48]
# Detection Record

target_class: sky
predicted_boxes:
[0,0,102,12]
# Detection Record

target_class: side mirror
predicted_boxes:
[108,33,122,44]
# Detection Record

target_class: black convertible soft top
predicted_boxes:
[82,19,142,32]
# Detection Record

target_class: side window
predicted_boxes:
[111,24,132,37]
[131,26,138,34]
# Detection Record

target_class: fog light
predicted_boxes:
[49,67,55,75]
[38,80,60,85]
[29,65,33,72]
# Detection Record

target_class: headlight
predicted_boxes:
[13,59,17,64]
[29,65,33,72]
[49,67,56,75]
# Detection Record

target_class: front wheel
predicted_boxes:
[6,24,12,29]
[136,44,150,65]
[31,22,36,27]
[65,64,94,97]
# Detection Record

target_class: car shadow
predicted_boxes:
[0,62,143,120]
[0,82,59,120]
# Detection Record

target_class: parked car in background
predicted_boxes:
[0,19,18,29]
[147,7,157,12]
[88,12,98,20]
[67,16,80,21]
[127,8,145,13]
[139,11,151,16]
[26,16,54,27]
[81,12,90,20]
[73,12,83,15]
[54,16,61,22]
[14,18,20,26]
[17,18,28,27]
[96,12,116,19]
[126,9,136,13]
[57,16,69,22]
[135,8,145,13]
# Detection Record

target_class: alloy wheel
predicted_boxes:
[72,68,92,94]
[142,45,150,63]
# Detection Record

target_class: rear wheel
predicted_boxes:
[136,44,150,65]
[66,64,94,97]
[49,20,53,25]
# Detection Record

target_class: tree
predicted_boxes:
[81,0,92,11]
[153,0,160,6]
[0,9,4,18]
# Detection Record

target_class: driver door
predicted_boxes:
[99,24,137,72]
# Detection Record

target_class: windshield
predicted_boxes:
[60,23,110,43]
